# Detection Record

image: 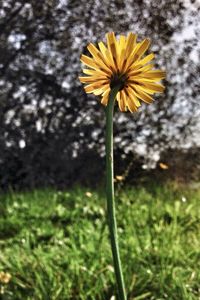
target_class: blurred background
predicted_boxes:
[0,0,200,190]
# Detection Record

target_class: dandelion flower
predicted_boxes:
[79,32,165,112]
[159,162,169,170]
[115,175,124,181]
[85,191,92,197]
[0,272,11,284]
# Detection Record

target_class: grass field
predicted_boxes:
[0,184,200,300]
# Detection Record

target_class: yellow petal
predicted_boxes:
[121,42,140,73]
[82,68,108,77]
[98,41,116,71]
[101,89,110,105]
[135,77,164,83]
[87,43,112,75]
[108,32,118,60]
[134,53,155,68]
[125,32,137,59]
[106,32,117,71]
[80,55,98,70]
[139,81,165,93]
[142,70,166,79]
[117,91,126,111]
[121,90,128,111]
[124,39,150,73]
[126,97,138,112]
[129,84,154,104]
[87,43,100,57]
[93,84,110,95]
[133,39,150,61]
[128,64,154,77]
[126,86,141,107]
[117,35,126,71]
[122,89,137,113]
[84,81,108,93]
[79,76,108,83]
[132,84,154,95]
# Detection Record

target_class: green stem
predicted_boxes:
[106,86,127,300]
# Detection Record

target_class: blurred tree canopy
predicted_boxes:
[0,0,199,189]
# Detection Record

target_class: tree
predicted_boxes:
[0,0,199,188]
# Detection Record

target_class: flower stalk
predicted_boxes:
[106,85,127,300]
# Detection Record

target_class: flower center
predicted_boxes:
[110,73,127,90]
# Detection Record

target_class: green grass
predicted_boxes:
[0,184,200,299]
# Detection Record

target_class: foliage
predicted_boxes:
[0,185,200,299]
[0,0,200,188]
[158,146,200,183]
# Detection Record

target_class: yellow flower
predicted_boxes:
[115,175,124,181]
[85,191,92,197]
[79,32,165,112]
[0,272,11,284]
[159,162,169,170]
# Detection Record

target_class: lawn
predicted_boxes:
[0,184,200,299]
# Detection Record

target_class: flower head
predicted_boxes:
[0,272,11,284]
[159,162,169,170]
[79,32,165,112]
